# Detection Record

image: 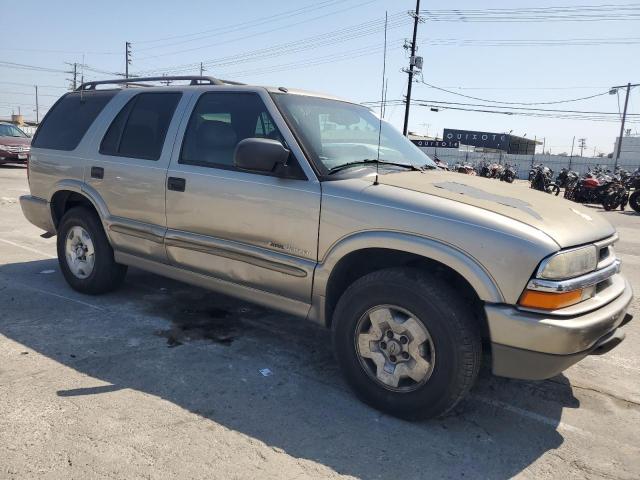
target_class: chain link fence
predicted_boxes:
[417,147,639,179]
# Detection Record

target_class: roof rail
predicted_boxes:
[76,76,244,91]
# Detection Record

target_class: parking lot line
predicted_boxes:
[6,279,106,312]
[0,237,55,259]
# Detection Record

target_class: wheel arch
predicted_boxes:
[310,231,503,334]
[49,181,109,230]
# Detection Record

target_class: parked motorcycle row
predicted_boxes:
[530,164,640,213]
[433,156,518,183]
[432,155,640,214]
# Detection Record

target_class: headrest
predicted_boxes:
[196,120,237,149]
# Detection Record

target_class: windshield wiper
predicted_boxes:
[327,159,422,175]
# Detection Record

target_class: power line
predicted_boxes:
[407,103,640,123]
[419,3,640,22]
[135,12,408,75]
[221,43,403,79]
[419,79,611,105]
[1,46,118,55]
[419,37,640,47]
[365,97,640,116]
[134,0,347,44]
[136,0,375,54]
[0,81,67,89]
[0,90,60,97]
[0,60,67,74]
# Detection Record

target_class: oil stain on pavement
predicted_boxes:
[147,287,268,347]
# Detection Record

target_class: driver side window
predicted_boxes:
[180,92,288,172]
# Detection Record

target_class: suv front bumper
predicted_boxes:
[486,276,633,380]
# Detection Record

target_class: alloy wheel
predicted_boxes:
[355,305,435,392]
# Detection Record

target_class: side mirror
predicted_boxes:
[234,138,289,173]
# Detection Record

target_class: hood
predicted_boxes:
[379,170,615,248]
[0,135,31,146]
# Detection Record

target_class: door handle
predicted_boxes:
[90,166,104,179]
[167,176,186,192]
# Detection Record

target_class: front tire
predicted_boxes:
[57,206,127,294]
[332,268,481,420]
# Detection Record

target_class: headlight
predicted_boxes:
[537,245,597,280]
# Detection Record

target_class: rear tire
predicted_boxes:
[602,192,620,211]
[57,206,127,294]
[332,268,482,420]
[629,190,640,213]
[547,183,561,196]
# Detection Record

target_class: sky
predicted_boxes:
[2,0,639,155]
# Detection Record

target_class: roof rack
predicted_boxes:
[76,76,245,91]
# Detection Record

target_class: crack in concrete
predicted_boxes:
[547,378,640,407]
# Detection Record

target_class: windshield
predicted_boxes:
[271,93,435,175]
[0,124,27,137]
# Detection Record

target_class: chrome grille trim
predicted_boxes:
[527,260,621,293]
[2,145,30,153]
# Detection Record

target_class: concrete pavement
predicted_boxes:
[1,165,639,479]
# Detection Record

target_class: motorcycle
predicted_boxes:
[477,162,492,178]
[454,163,476,175]
[499,163,517,183]
[556,167,579,189]
[432,155,450,171]
[530,164,560,195]
[565,167,629,210]
[624,168,640,213]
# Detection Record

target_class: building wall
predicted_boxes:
[613,135,640,162]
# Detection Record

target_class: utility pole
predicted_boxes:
[610,82,637,169]
[402,0,421,136]
[125,41,132,79]
[64,62,78,90]
[34,85,39,124]
[578,138,586,157]
[569,135,575,170]
[199,62,205,76]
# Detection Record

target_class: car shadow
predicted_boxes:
[0,259,578,479]
[0,163,27,169]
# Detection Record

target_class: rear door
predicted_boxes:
[85,90,190,262]
[164,90,321,306]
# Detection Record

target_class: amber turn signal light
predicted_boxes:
[518,289,583,310]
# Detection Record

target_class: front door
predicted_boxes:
[165,90,321,305]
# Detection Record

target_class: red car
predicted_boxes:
[0,122,31,165]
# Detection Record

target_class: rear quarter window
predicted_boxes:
[31,90,117,151]
[100,92,182,160]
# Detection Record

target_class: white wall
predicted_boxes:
[613,135,640,162]
[418,147,639,178]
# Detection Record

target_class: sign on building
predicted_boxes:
[443,129,510,151]
[411,139,459,148]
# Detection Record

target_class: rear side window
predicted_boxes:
[100,92,181,160]
[31,91,117,151]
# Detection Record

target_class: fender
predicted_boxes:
[49,180,113,240]
[308,230,504,326]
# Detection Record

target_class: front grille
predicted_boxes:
[2,145,30,154]
[595,235,618,270]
